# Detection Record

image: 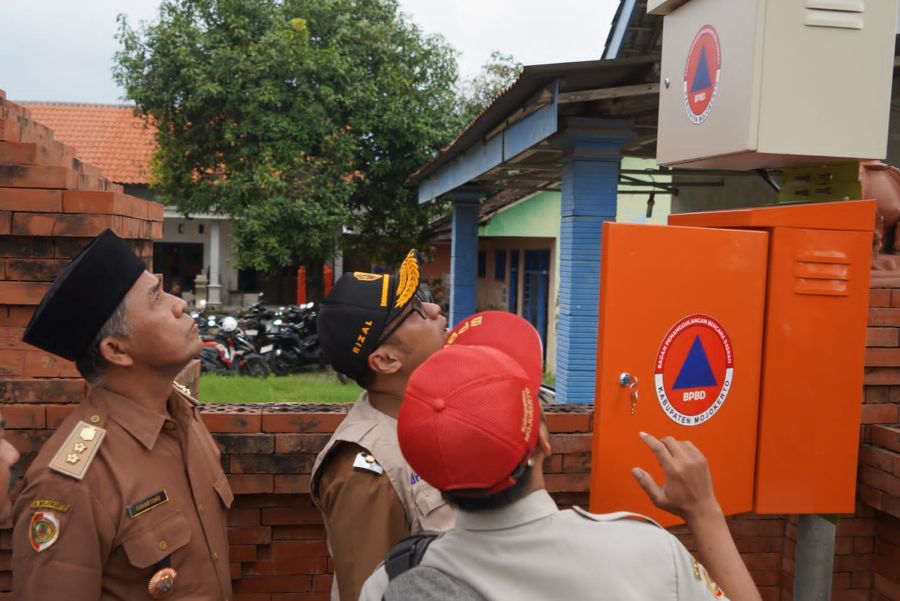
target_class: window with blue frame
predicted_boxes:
[495,250,506,281]
[477,251,486,278]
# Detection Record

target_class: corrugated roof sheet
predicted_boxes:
[20,103,155,185]
[407,55,657,187]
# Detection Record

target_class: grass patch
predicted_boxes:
[542,372,555,387]
[199,371,361,403]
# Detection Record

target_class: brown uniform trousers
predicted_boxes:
[11,385,234,601]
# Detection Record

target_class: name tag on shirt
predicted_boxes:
[127,490,169,518]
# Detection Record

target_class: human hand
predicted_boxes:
[631,432,721,522]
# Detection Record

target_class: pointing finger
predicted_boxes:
[639,431,672,467]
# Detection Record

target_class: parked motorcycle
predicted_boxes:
[191,294,351,382]
[198,316,272,377]
[266,317,325,376]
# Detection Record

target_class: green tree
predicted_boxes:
[457,51,523,126]
[114,0,462,271]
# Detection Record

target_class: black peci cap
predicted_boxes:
[22,229,146,361]
[317,250,421,381]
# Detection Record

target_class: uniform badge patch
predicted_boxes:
[29,511,60,552]
[352,272,382,282]
[148,566,178,599]
[352,452,384,475]
[48,420,106,480]
[29,500,71,513]
[394,250,420,308]
[172,382,199,405]
[692,555,725,598]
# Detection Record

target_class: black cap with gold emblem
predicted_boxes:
[22,229,146,361]
[317,250,421,381]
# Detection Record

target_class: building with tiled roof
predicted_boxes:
[21,103,154,185]
[17,101,251,305]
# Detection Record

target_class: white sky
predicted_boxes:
[0,0,620,104]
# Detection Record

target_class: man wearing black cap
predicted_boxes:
[361,311,762,601]
[12,229,234,600]
[310,250,456,601]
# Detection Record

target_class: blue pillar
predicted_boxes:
[554,118,634,404]
[449,198,479,326]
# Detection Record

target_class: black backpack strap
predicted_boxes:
[384,533,440,581]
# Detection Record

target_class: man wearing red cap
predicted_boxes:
[310,250,456,601]
[12,230,233,600]
[360,311,762,601]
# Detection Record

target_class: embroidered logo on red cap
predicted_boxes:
[444,314,484,347]
[521,388,535,441]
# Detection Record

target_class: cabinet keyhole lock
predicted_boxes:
[618,372,639,415]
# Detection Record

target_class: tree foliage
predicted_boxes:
[115,0,463,270]
[456,51,523,127]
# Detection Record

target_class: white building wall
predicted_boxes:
[161,215,239,296]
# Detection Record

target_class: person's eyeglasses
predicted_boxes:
[378,294,427,344]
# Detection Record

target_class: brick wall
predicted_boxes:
[862,290,900,601]
[195,402,879,601]
[197,405,592,600]
[0,91,162,477]
[0,89,898,600]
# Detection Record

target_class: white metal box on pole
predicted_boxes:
[651,0,897,169]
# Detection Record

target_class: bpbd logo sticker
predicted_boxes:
[654,314,733,426]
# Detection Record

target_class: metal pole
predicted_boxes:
[793,514,836,601]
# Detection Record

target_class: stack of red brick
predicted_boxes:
[859,289,900,601]
[0,88,163,466]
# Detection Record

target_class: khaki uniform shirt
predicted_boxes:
[362,490,730,601]
[12,385,234,601]
[310,392,455,601]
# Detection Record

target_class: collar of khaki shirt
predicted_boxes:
[454,489,558,532]
[89,386,195,451]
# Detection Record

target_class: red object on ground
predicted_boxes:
[323,265,333,298]
[296,266,307,305]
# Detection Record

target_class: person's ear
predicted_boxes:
[367,345,402,376]
[99,336,134,368]
[537,420,552,457]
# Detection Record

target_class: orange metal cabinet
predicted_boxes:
[590,222,769,526]
[670,200,875,514]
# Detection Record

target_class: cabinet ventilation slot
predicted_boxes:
[794,254,850,297]
[804,0,865,30]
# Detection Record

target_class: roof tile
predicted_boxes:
[19,103,155,185]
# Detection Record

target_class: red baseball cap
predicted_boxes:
[398,311,543,495]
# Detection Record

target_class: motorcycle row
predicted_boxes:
[192,293,345,381]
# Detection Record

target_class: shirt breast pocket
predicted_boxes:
[121,510,192,569]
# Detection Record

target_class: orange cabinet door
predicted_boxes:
[590,222,769,526]
[754,227,872,514]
